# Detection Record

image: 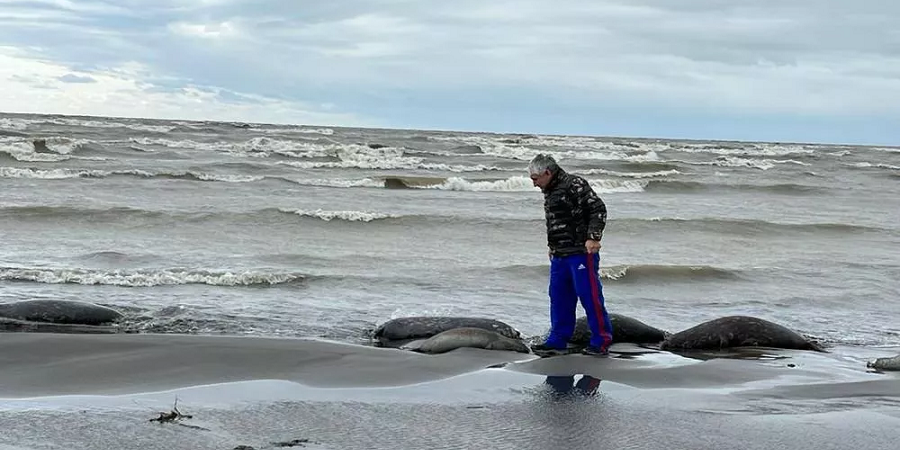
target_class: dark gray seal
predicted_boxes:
[0,299,123,325]
[0,317,118,334]
[659,315,826,352]
[868,355,900,371]
[372,316,521,348]
[567,313,670,346]
[410,327,531,354]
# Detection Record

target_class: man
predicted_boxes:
[528,153,613,357]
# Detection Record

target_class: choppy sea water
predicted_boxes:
[1,112,898,350]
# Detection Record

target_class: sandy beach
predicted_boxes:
[1,333,898,450]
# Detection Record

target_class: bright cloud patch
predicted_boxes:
[169,21,238,39]
[0,0,897,143]
[0,47,374,126]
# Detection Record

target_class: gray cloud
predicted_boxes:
[57,73,95,83]
[0,0,897,142]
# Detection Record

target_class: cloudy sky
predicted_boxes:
[0,0,897,144]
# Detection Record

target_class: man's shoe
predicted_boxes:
[531,343,568,356]
[582,346,610,357]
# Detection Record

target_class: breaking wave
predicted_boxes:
[382,175,648,193]
[575,168,681,178]
[683,156,810,170]
[849,162,900,171]
[0,267,306,287]
[0,167,265,182]
[280,209,399,222]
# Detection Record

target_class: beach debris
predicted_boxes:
[147,397,210,430]
[231,438,314,449]
[232,439,313,450]
[149,398,193,423]
[271,439,311,447]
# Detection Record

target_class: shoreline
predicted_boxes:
[1,331,897,399]
[1,332,899,450]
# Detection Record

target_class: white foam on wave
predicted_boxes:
[416,175,647,193]
[262,127,334,135]
[0,167,100,179]
[0,143,69,161]
[0,267,305,287]
[689,156,810,170]
[430,134,660,163]
[577,168,681,178]
[427,176,537,192]
[589,179,649,193]
[434,134,670,153]
[2,116,174,133]
[282,160,506,172]
[55,117,174,133]
[0,118,28,131]
[129,136,329,159]
[278,144,505,172]
[0,167,389,188]
[190,172,263,182]
[0,167,264,182]
[126,138,508,172]
[0,137,88,162]
[850,162,900,170]
[282,208,398,222]
[131,138,501,171]
[670,142,817,157]
[479,143,659,164]
[130,137,384,162]
[288,177,385,188]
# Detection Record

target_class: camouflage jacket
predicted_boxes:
[540,168,607,257]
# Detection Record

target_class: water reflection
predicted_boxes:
[543,374,602,399]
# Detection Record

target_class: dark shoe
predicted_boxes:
[531,343,568,356]
[582,346,610,357]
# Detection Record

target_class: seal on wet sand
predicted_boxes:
[867,354,900,371]
[410,327,531,354]
[568,313,670,347]
[0,299,123,325]
[372,316,522,348]
[659,315,826,352]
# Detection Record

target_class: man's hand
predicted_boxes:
[585,239,601,254]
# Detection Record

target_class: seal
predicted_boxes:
[0,317,118,334]
[0,299,123,325]
[381,176,447,189]
[567,313,670,347]
[372,316,521,348]
[659,315,826,352]
[867,354,900,371]
[410,327,531,354]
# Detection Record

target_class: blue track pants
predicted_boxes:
[545,252,613,351]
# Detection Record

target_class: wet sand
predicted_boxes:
[1,333,899,450]
[0,333,533,397]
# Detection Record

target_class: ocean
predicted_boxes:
[1,111,898,352]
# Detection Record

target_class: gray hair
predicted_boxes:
[528,153,559,175]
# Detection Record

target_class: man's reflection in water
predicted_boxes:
[544,374,602,399]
